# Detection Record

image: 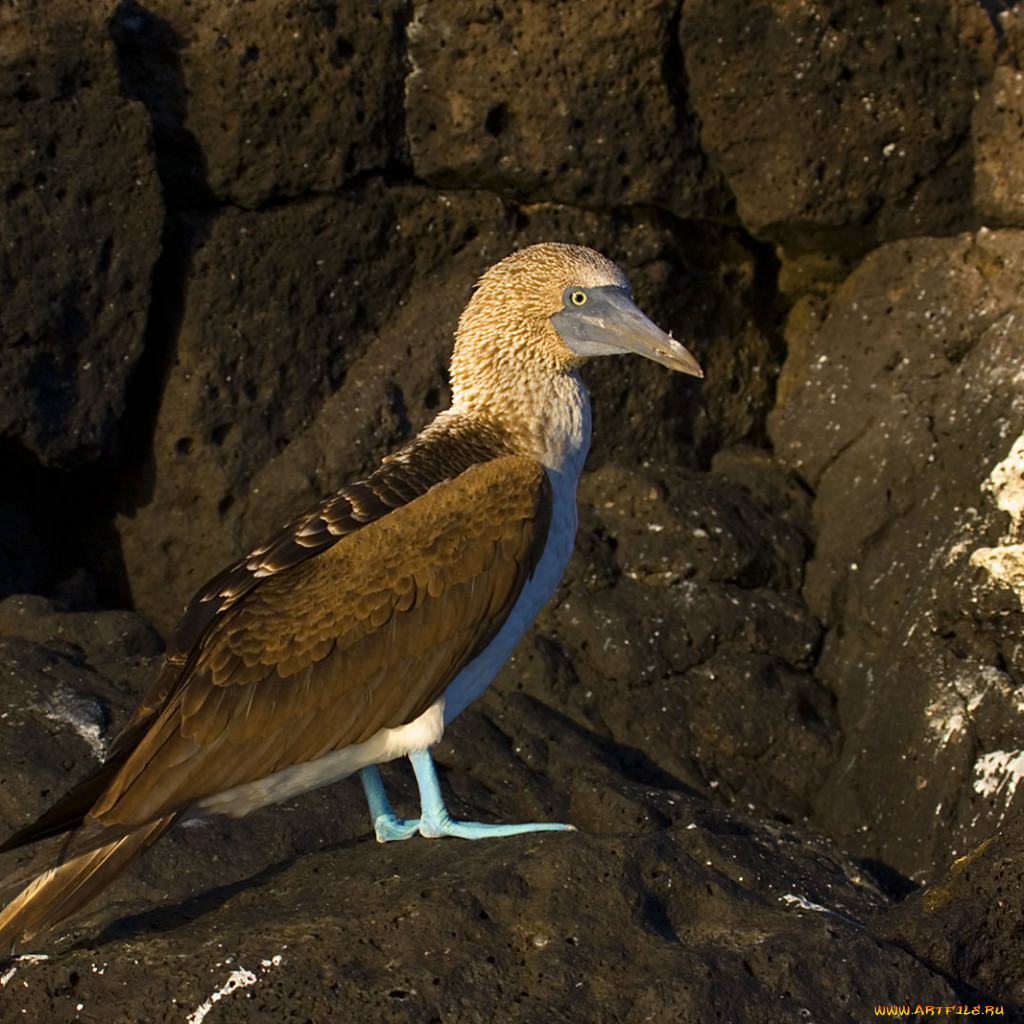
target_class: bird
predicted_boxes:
[0,242,702,948]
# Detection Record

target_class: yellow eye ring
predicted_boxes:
[570,290,587,306]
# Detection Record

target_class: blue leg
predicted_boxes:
[408,747,576,840]
[360,750,576,842]
[360,765,420,842]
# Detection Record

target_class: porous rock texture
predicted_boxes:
[0,9,162,471]
[2,0,1024,1020]
[770,229,1024,885]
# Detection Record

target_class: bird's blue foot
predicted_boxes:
[358,749,575,843]
[360,765,421,841]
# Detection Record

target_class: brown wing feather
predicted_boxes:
[87,455,552,829]
[0,815,178,946]
[166,418,515,662]
[1,422,517,854]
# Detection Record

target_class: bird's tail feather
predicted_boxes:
[0,814,177,950]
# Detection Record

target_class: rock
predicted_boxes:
[0,818,959,1023]
[114,182,420,631]
[0,594,162,833]
[405,0,728,220]
[530,457,833,824]
[0,599,957,1023]
[974,65,1024,227]
[108,0,409,209]
[681,0,996,262]
[0,4,162,469]
[769,228,1024,883]
[878,811,1024,1004]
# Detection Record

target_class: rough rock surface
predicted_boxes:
[682,0,994,261]
[0,598,955,1023]
[879,809,1024,1005]
[2,0,1024,1019]
[108,0,409,210]
[974,63,1024,227]
[405,0,729,220]
[0,6,162,469]
[770,229,1024,885]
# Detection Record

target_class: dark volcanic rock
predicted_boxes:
[974,64,1024,228]
[770,229,1024,884]
[115,182,419,631]
[682,0,995,260]
[109,0,409,209]
[0,600,955,1024]
[0,595,162,834]
[527,458,833,824]
[0,823,958,1024]
[406,0,728,220]
[0,6,162,469]
[878,811,1024,1005]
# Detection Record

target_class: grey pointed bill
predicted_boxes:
[550,285,703,377]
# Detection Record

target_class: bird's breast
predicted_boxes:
[440,448,586,724]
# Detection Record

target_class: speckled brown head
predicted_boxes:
[449,242,702,410]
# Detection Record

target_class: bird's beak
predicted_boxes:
[550,286,703,378]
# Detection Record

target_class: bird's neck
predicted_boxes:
[445,366,592,478]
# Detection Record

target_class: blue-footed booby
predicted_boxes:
[0,242,701,947]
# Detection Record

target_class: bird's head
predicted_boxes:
[450,243,702,407]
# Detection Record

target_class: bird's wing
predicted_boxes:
[124,452,462,734]
[0,814,178,945]
[82,454,552,830]
[0,448,481,855]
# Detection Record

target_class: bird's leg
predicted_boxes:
[359,765,420,842]
[408,747,576,840]
[360,751,576,842]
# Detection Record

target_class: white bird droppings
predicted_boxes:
[973,749,1024,809]
[185,956,283,1024]
[970,432,1024,606]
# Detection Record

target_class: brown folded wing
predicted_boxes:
[85,454,552,829]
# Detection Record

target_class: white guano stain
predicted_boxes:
[27,686,107,761]
[973,749,1024,808]
[780,893,860,926]
[781,893,831,914]
[970,432,1024,606]
[185,955,283,1024]
[0,953,50,989]
[926,664,1016,744]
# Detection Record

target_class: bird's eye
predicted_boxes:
[570,290,587,306]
